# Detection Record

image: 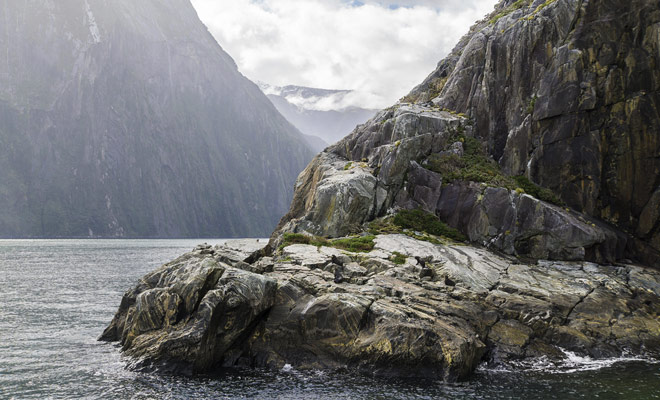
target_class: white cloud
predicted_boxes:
[190,0,497,109]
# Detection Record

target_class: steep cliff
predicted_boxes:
[274,0,660,266]
[408,0,660,258]
[0,0,313,238]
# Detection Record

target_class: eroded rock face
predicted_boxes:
[408,0,660,255]
[272,103,655,264]
[272,0,660,265]
[102,239,660,379]
[435,182,628,263]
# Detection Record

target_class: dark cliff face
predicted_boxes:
[0,0,313,238]
[274,0,660,266]
[407,0,660,253]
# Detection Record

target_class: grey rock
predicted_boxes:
[407,0,660,259]
[103,235,660,379]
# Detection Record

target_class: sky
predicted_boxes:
[190,0,497,110]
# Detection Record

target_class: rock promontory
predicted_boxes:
[101,238,660,380]
[102,0,660,380]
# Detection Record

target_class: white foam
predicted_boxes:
[478,348,658,375]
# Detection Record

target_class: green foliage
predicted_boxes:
[426,135,517,189]
[513,175,564,206]
[529,0,557,16]
[331,235,376,252]
[428,76,449,100]
[423,134,564,206]
[393,209,467,242]
[526,95,538,114]
[344,162,353,171]
[368,218,402,235]
[391,252,407,265]
[279,232,374,253]
[489,0,530,24]
[279,233,329,250]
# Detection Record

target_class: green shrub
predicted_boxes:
[281,233,311,246]
[279,233,329,251]
[331,235,376,252]
[526,95,538,114]
[391,252,407,265]
[279,232,374,253]
[393,209,467,242]
[423,134,563,206]
[489,0,530,24]
[426,135,517,189]
[513,175,564,206]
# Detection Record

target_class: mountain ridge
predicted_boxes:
[0,0,313,238]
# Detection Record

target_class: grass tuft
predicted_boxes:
[391,252,407,265]
[392,209,467,242]
[279,232,375,253]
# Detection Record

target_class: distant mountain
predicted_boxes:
[259,84,377,149]
[0,0,313,238]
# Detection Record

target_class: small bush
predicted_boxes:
[331,235,376,252]
[279,233,329,251]
[393,209,467,242]
[489,0,530,24]
[368,218,402,235]
[513,176,564,206]
[526,95,538,115]
[281,233,311,246]
[426,137,516,189]
[391,252,407,265]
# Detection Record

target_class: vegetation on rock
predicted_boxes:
[425,134,564,206]
[393,209,468,242]
[489,0,530,25]
[390,251,407,265]
[369,209,467,243]
[279,232,375,253]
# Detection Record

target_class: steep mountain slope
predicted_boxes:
[274,0,660,266]
[0,0,313,238]
[260,84,377,147]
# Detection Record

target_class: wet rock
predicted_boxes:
[103,236,660,380]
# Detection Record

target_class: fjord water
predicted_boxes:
[0,240,658,399]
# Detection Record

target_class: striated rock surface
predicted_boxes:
[406,0,660,257]
[272,103,651,265]
[102,238,660,380]
[272,0,660,265]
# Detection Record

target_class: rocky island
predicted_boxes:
[102,0,660,380]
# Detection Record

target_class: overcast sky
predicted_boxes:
[190,0,497,110]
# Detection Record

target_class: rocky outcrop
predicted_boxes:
[103,0,660,382]
[0,0,312,238]
[273,0,660,266]
[272,104,654,264]
[407,0,660,255]
[102,238,660,380]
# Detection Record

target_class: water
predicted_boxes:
[0,239,659,399]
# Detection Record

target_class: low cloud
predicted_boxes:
[191,0,497,109]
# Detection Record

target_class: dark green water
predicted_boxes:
[0,240,658,399]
